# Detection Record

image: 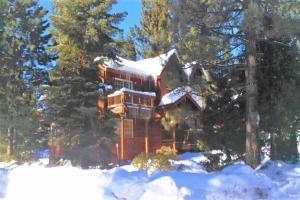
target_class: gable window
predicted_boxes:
[114,78,133,90]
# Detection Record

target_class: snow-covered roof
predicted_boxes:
[98,83,113,91]
[94,49,179,78]
[183,62,195,82]
[159,87,187,106]
[38,94,47,101]
[107,87,156,97]
[159,86,203,109]
[183,62,212,82]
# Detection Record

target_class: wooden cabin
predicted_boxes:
[95,49,204,161]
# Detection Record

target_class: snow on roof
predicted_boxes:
[107,87,156,97]
[190,93,204,109]
[98,83,113,91]
[159,86,203,109]
[159,87,187,106]
[38,94,47,101]
[95,49,179,78]
[183,62,196,82]
[183,62,212,82]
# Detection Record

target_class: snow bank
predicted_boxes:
[1,154,300,200]
[172,152,208,173]
[0,168,8,200]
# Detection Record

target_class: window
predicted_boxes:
[128,107,139,118]
[124,93,133,103]
[114,78,133,90]
[124,119,134,138]
[144,97,152,106]
[115,119,134,138]
[124,81,131,89]
[133,95,139,104]
[114,79,123,90]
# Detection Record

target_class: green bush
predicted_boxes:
[196,140,209,152]
[132,146,177,172]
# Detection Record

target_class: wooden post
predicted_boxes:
[145,119,149,153]
[121,93,124,104]
[172,126,176,151]
[120,115,125,161]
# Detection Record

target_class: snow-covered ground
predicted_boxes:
[1,153,300,200]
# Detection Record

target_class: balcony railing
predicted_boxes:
[107,88,156,118]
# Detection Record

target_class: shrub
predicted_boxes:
[196,140,209,152]
[132,146,177,172]
[131,152,149,170]
[156,146,177,156]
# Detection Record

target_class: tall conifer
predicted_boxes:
[172,0,300,167]
[133,0,173,58]
[0,0,54,160]
[46,0,126,166]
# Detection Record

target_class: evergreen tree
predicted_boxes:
[170,0,245,163]
[172,0,300,167]
[0,0,54,161]
[117,30,137,60]
[258,38,300,160]
[50,0,126,69]
[46,0,126,166]
[133,0,173,58]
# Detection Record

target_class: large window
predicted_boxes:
[124,119,134,138]
[114,78,133,90]
[115,119,133,138]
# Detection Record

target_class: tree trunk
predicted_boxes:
[289,130,299,160]
[245,0,260,168]
[270,132,278,160]
[6,127,14,157]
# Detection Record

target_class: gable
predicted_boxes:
[159,87,203,111]
[184,62,212,83]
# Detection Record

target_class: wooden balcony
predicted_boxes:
[107,88,156,119]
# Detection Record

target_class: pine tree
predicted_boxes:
[133,0,173,58]
[117,30,137,61]
[50,0,126,69]
[170,1,245,162]
[0,0,54,161]
[46,0,125,166]
[172,0,300,167]
[258,38,300,160]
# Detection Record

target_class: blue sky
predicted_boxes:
[39,0,141,35]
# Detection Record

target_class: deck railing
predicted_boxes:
[107,89,155,108]
[107,89,156,118]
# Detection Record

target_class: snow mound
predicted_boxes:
[172,152,208,173]
[1,156,300,200]
[0,168,8,199]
